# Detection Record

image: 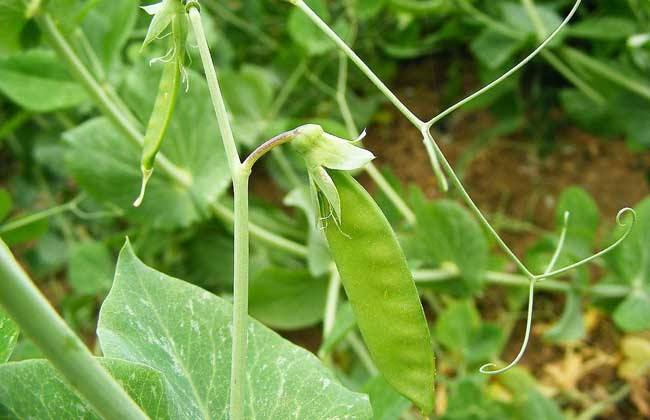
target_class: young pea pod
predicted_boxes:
[134,0,187,207]
[325,171,435,414]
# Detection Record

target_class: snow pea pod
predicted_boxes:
[324,171,435,414]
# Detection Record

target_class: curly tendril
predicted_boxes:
[481,208,637,375]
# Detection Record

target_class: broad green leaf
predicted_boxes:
[288,0,334,56]
[407,198,488,295]
[64,67,230,228]
[471,29,525,70]
[98,241,372,419]
[544,291,585,342]
[363,376,410,420]
[82,0,138,72]
[0,309,17,363]
[444,376,507,419]
[249,268,327,330]
[68,241,114,295]
[0,358,173,418]
[567,17,637,41]
[606,198,650,332]
[0,1,27,56]
[0,50,87,112]
[0,190,11,222]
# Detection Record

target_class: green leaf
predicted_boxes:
[567,17,637,41]
[408,198,488,295]
[434,301,503,364]
[65,67,230,229]
[0,1,27,56]
[288,0,334,56]
[0,217,49,247]
[0,358,173,418]
[98,241,372,419]
[249,268,327,330]
[82,0,138,71]
[68,241,114,295]
[0,190,11,222]
[556,186,599,258]
[500,3,562,39]
[363,376,410,420]
[544,291,585,342]
[0,50,87,112]
[220,65,277,147]
[471,29,525,70]
[606,198,650,332]
[0,309,18,363]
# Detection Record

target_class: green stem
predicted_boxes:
[35,13,191,188]
[322,267,340,340]
[0,196,82,235]
[0,240,148,420]
[230,173,249,420]
[562,46,650,101]
[188,6,247,419]
[541,50,605,104]
[335,52,417,224]
[0,111,31,144]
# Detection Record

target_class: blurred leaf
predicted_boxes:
[0,358,173,418]
[0,218,48,247]
[288,0,333,56]
[444,376,507,419]
[98,241,372,418]
[567,17,637,40]
[0,309,18,363]
[408,197,488,295]
[249,268,327,330]
[68,240,113,295]
[0,190,11,222]
[434,301,503,364]
[65,67,231,229]
[363,375,410,420]
[471,29,525,69]
[221,65,278,147]
[500,3,562,40]
[81,0,138,72]
[556,186,599,258]
[358,0,388,20]
[606,198,650,332]
[0,1,27,56]
[544,291,585,343]
[0,50,87,112]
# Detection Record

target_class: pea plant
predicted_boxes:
[0,0,647,419]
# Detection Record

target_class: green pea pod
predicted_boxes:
[134,14,186,207]
[324,171,435,414]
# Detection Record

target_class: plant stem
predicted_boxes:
[0,111,31,144]
[35,13,191,188]
[188,6,249,419]
[562,46,650,101]
[0,240,148,420]
[230,173,249,420]
[0,196,83,235]
[211,202,308,257]
[323,267,341,340]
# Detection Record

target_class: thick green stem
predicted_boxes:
[35,13,191,188]
[0,240,148,420]
[230,172,249,420]
[188,6,248,419]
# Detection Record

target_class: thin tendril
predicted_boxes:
[480,211,571,375]
[427,0,582,127]
[534,208,636,281]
